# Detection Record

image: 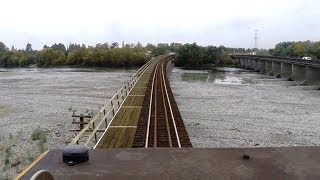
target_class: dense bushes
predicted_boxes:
[0,41,245,69]
[175,43,236,69]
[270,41,320,59]
[0,42,150,67]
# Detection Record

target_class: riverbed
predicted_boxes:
[0,68,135,178]
[1,67,320,178]
[169,67,320,148]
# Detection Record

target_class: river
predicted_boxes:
[170,67,320,148]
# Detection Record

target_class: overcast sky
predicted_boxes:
[0,0,319,50]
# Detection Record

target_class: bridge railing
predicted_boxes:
[232,55,320,65]
[69,57,156,147]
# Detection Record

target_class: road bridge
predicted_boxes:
[232,55,320,83]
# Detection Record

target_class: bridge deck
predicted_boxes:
[94,59,158,149]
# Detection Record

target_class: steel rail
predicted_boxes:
[93,57,158,149]
[145,60,161,148]
[145,56,181,148]
[160,60,173,147]
[161,57,181,148]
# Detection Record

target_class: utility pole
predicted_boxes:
[254,29,258,51]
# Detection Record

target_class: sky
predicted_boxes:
[0,0,319,50]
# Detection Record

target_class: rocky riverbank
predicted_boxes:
[170,67,320,148]
[0,68,134,179]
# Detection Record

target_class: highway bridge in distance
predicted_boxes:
[231,55,320,83]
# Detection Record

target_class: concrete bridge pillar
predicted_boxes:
[306,66,320,84]
[281,62,292,78]
[245,59,251,69]
[257,60,265,72]
[252,59,259,71]
[292,64,306,81]
[240,59,246,68]
[272,61,281,76]
[265,61,272,74]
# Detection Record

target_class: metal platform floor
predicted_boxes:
[18,146,320,179]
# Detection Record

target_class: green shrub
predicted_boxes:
[31,128,47,143]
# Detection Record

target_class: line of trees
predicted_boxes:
[0,41,240,68]
[174,43,237,69]
[2,40,320,69]
[270,40,320,59]
[0,42,152,68]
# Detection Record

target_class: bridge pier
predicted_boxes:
[231,55,320,84]
[272,61,281,77]
[243,59,248,69]
[306,66,320,84]
[252,59,259,71]
[257,60,265,72]
[240,59,246,68]
[246,59,252,69]
[281,62,292,78]
[265,61,272,75]
[292,64,306,81]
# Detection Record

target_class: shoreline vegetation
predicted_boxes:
[0,41,242,69]
[1,40,319,70]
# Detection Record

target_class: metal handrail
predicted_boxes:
[84,58,155,146]
[232,55,320,65]
[69,57,155,145]
[93,57,160,149]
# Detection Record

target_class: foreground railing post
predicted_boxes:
[79,114,84,130]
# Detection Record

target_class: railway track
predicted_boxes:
[133,55,192,148]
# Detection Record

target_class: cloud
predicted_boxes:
[0,0,319,49]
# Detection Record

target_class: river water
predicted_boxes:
[169,67,320,148]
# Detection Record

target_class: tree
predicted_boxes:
[68,43,81,52]
[67,47,88,65]
[11,45,15,51]
[293,42,305,58]
[51,43,66,53]
[96,42,109,49]
[37,48,66,66]
[0,42,9,66]
[26,43,32,52]
[110,42,119,49]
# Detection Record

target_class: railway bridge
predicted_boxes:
[68,54,192,149]
[17,55,320,179]
[232,55,320,83]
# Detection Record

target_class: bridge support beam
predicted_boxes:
[265,61,272,75]
[292,64,306,81]
[257,60,265,72]
[272,61,281,77]
[306,66,320,84]
[281,62,292,78]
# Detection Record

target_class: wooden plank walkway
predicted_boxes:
[94,57,160,149]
